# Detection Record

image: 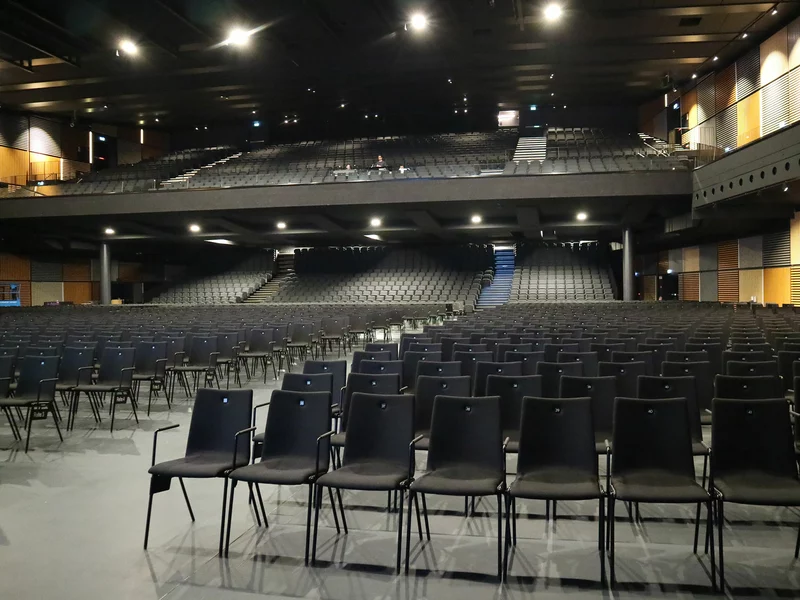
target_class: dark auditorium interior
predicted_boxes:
[4,0,800,598]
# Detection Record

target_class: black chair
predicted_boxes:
[170,336,220,398]
[239,329,277,383]
[777,351,800,391]
[406,395,506,579]
[711,397,800,590]
[562,337,592,353]
[605,337,637,352]
[611,351,655,376]
[364,342,399,361]
[660,360,713,421]
[282,373,334,399]
[505,396,605,582]
[560,375,617,452]
[544,343,580,363]
[536,361,582,398]
[497,343,533,362]
[557,351,599,377]
[399,334,431,358]
[722,350,772,374]
[590,343,625,363]
[225,390,334,563]
[313,392,415,572]
[413,375,472,450]
[512,351,545,376]
[485,374,542,452]
[637,343,670,374]
[474,361,523,397]
[303,360,347,407]
[402,351,442,393]
[352,350,391,373]
[452,343,488,354]
[132,341,169,416]
[70,347,137,432]
[598,361,646,399]
[666,350,709,363]
[454,350,494,388]
[481,338,512,361]
[0,355,61,452]
[727,360,779,377]
[360,359,404,379]
[320,317,348,358]
[714,374,783,400]
[144,388,254,553]
[287,322,318,362]
[216,332,243,389]
[55,346,93,403]
[731,342,772,355]
[608,397,715,590]
[409,343,442,354]
[416,360,461,379]
[440,337,469,362]
[686,342,723,376]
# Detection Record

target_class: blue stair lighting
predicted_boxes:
[476,248,515,309]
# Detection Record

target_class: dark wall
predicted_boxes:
[518,104,638,133]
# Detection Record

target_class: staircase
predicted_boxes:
[476,248,515,309]
[244,252,294,303]
[160,151,243,189]
[513,137,546,162]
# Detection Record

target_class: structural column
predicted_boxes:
[622,228,634,301]
[100,243,111,305]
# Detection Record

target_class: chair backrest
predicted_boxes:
[260,390,332,469]
[536,361,583,398]
[281,373,333,399]
[288,323,316,345]
[247,328,274,353]
[414,375,472,434]
[134,342,168,374]
[440,337,469,361]
[731,342,772,354]
[638,374,702,442]
[185,388,253,467]
[517,396,597,479]
[303,360,346,406]
[359,359,404,380]
[97,347,136,385]
[590,343,625,362]
[666,350,708,363]
[727,360,779,377]
[611,350,654,375]
[714,374,783,399]
[511,351,546,376]
[686,342,723,375]
[364,342,399,360]
[416,360,461,378]
[660,360,713,414]
[711,397,797,480]
[217,332,242,359]
[557,351,599,376]
[164,336,186,366]
[496,343,533,362]
[637,343,670,372]
[402,351,443,390]
[454,350,494,382]
[544,343,580,362]
[605,337,637,352]
[474,361,523,396]
[16,355,59,398]
[597,360,646,398]
[341,373,401,431]
[560,375,617,439]
[352,350,392,373]
[777,351,800,390]
[481,337,512,360]
[452,343,488,354]
[427,395,503,473]
[399,334,431,358]
[342,393,413,469]
[59,346,95,385]
[612,397,695,480]
[408,343,442,353]
[722,350,772,373]
[485,374,543,435]
[188,336,218,366]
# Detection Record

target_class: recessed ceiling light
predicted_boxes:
[550,73,554,79]
[550,92,555,96]
[154,118,160,122]
[772,8,778,15]
[293,118,298,123]
[104,227,116,235]
[471,214,482,224]
[189,224,201,233]
[447,78,452,84]
[576,212,588,221]
[364,234,382,241]
[138,119,145,125]
[276,221,287,230]
[119,40,138,56]
[784,185,790,192]
[374,114,378,118]
[713,56,718,61]
[410,13,428,31]
[543,3,563,22]
[206,239,234,245]
[691,73,697,79]
[370,217,382,227]
[742,32,748,38]
[252,110,257,114]
[340,103,346,108]
[224,27,251,47]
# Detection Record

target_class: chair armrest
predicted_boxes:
[501,437,510,486]
[408,434,424,482]
[252,401,270,427]
[152,424,180,466]
[36,378,58,402]
[76,365,94,386]
[315,430,336,476]
[171,351,186,368]
[208,352,220,368]
[704,408,712,415]
[604,440,611,495]
[790,409,800,419]
[232,426,257,467]
[119,367,135,388]
[154,358,168,377]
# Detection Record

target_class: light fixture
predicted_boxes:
[252,110,257,114]
[784,185,790,193]
[464,109,468,113]
[154,118,159,123]
[364,234,382,241]
[253,120,261,127]
[454,109,458,114]
[206,239,234,246]
[189,224,201,233]
[340,103,346,108]
[543,3,563,22]
[447,78,452,84]
[713,56,718,61]
[276,221,287,230]
[772,8,778,15]
[119,39,138,56]
[204,126,208,130]
[576,212,588,221]
[550,73,554,79]
[224,27,251,47]
[691,73,697,79]
[195,127,199,131]
[284,119,289,124]
[409,13,428,31]
[374,114,378,118]
[104,227,116,235]
[551,92,555,96]
[667,269,674,274]
[370,217,382,227]
[293,118,298,123]
[138,119,145,125]
[742,32,748,38]
[673,102,680,110]
[98,135,106,142]
[471,214,482,224]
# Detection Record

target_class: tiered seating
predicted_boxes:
[511,242,614,301]
[269,245,492,305]
[504,155,690,175]
[545,127,650,158]
[150,255,274,304]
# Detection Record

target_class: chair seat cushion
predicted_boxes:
[74,384,117,393]
[148,452,240,478]
[231,457,322,485]
[240,352,271,358]
[55,383,74,391]
[715,473,800,506]
[612,471,708,503]
[133,373,157,381]
[510,468,601,500]
[252,431,264,444]
[0,394,41,407]
[411,466,504,497]
[317,461,407,491]
[413,430,430,451]
[172,366,209,372]
[330,432,346,447]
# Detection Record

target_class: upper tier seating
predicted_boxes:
[510,242,615,302]
[150,254,274,305]
[269,246,493,305]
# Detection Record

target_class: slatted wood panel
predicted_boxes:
[764,230,791,267]
[91,282,101,303]
[31,282,63,306]
[0,113,28,150]
[762,73,791,136]
[62,262,91,282]
[683,246,700,272]
[683,88,698,129]
[761,29,789,85]
[764,267,791,305]
[697,74,716,123]
[657,251,669,275]
[791,267,800,304]
[63,282,92,304]
[739,269,763,303]
[643,275,657,301]
[679,272,700,301]
[0,146,29,184]
[0,254,31,280]
[737,91,761,147]
[737,48,761,100]
[718,240,739,270]
[29,116,62,157]
[789,68,800,126]
[718,270,740,303]
[18,281,31,307]
[716,104,738,151]
[715,63,737,112]
[790,19,800,69]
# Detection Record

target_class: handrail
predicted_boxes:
[0,182,48,198]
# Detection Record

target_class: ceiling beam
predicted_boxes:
[83,0,180,59]
[408,210,455,240]
[0,28,79,67]
[150,0,215,42]
[306,215,347,233]
[0,55,32,73]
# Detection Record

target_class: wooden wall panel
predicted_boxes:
[31,282,63,306]
[737,90,761,147]
[643,276,657,301]
[761,29,789,86]
[679,272,700,301]
[683,246,700,272]
[63,282,92,304]
[62,262,91,281]
[764,267,791,305]
[792,267,800,304]
[683,88,698,129]
[0,253,31,280]
[18,281,31,307]
[715,63,737,112]
[739,269,763,303]
[718,240,739,270]
[118,262,142,283]
[792,213,800,265]
[790,18,800,69]
[718,270,740,303]
[657,251,669,275]
[0,146,29,184]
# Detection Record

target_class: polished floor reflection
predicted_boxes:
[1,358,799,600]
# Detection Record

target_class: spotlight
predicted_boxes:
[154,118,159,123]
[772,8,778,15]
[224,27,251,47]
[576,212,587,221]
[370,217,382,227]
[691,73,697,79]
[447,78,452,84]
[784,185,790,193]
[543,3,563,22]
[742,32,748,38]
[293,118,298,123]
[252,110,257,114]
[119,39,138,56]
[471,214,482,224]
[667,269,674,274]
[189,224,201,233]
[104,227,116,235]
[253,121,261,127]
[410,13,428,31]
[551,92,555,96]
[276,221,287,230]
[713,56,718,61]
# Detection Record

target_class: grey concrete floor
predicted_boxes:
[1,353,800,599]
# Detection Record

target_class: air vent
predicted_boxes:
[679,17,702,27]
[472,28,492,36]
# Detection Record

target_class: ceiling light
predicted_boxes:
[206,239,234,245]
[104,227,115,235]
[772,8,778,15]
[276,221,287,230]
[691,73,697,79]
[119,39,138,56]
[224,27,251,47]
[340,103,346,108]
[550,73,554,79]
[742,32,748,38]
[454,110,458,114]
[204,126,208,130]
[154,118,159,123]
[370,217,382,227]
[667,269,674,274]
[293,118,298,123]
[138,120,145,125]
[364,234,382,241]
[543,3,563,22]
[471,214,482,224]
[464,109,468,113]
[447,78,452,84]
[189,224,201,233]
[252,110,257,114]
[374,114,378,118]
[713,56,718,61]
[253,120,261,127]
[410,13,428,31]
[576,212,587,221]
[284,119,289,124]
[784,185,790,192]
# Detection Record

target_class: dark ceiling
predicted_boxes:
[0,0,797,127]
